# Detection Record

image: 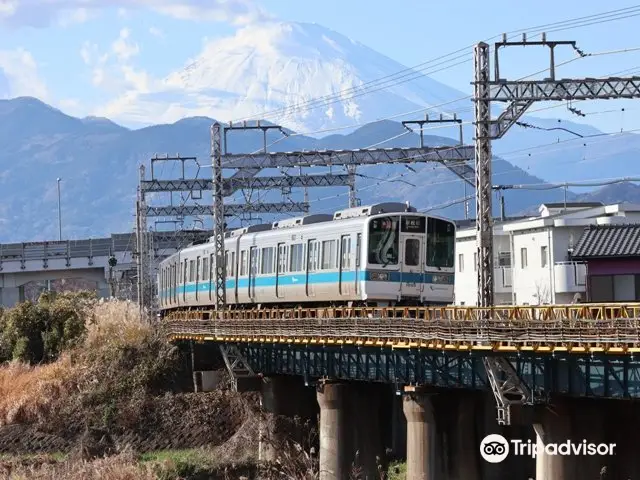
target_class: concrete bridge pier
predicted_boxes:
[403,391,436,480]
[534,410,573,480]
[259,375,318,462]
[317,382,348,480]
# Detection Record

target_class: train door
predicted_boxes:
[182,259,188,303]
[276,243,287,298]
[306,239,318,297]
[248,246,258,301]
[355,233,361,295]
[195,256,200,301]
[401,235,423,297]
[339,234,351,296]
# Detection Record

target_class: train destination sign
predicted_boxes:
[401,216,426,233]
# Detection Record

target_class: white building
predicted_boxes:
[454,202,640,306]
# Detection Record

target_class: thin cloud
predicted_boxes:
[0,48,48,99]
[0,0,272,28]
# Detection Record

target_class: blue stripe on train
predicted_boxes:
[158,269,453,299]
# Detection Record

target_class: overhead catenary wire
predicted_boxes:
[206,9,640,226]
[230,5,640,127]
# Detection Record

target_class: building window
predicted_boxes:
[458,253,464,272]
[520,248,528,269]
[473,252,477,272]
[498,251,511,267]
[541,246,548,268]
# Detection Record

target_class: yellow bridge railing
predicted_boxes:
[163,303,640,353]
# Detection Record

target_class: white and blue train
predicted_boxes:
[157,202,456,311]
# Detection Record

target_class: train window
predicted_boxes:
[290,244,304,272]
[308,240,319,272]
[250,247,259,276]
[189,260,196,282]
[322,240,337,269]
[202,257,209,280]
[426,218,455,268]
[368,216,399,265]
[196,257,201,282]
[405,239,420,266]
[340,236,351,269]
[240,251,247,276]
[277,244,288,274]
[261,247,274,274]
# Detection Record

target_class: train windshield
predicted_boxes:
[426,218,454,268]
[368,216,399,265]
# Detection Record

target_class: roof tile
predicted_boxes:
[572,224,640,259]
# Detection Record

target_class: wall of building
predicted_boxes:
[588,258,640,275]
[510,228,553,305]
[587,258,640,302]
[453,206,640,306]
[454,233,512,306]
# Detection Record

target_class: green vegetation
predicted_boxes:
[386,461,406,480]
[0,291,94,364]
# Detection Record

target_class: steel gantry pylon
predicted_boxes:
[473,33,640,424]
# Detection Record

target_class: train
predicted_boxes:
[157,202,456,312]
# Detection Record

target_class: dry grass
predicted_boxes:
[2,451,159,480]
[84,300,151,350]
[0,357,74,427]
[0,299,153,428]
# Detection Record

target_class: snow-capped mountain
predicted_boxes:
[153,21,471,132]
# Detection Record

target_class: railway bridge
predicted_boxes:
[165,303,640,480]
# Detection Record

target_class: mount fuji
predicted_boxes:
[130,21,471,133]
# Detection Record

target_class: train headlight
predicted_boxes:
[370,271,389,281]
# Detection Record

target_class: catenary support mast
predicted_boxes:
[473,33,640,425]
[473,42,494,308]
[211,123,226,312]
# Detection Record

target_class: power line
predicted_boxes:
[230,5,640,127]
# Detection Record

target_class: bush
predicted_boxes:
[0,298,180,430]
[0,291,94,364]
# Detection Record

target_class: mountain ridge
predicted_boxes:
[3,96,634,244]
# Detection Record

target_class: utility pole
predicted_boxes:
[56,177,62,241]
[135,165,149,317]
[474,32,640,426]
[473,42,493,309]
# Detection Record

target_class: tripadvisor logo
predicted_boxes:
[480,434,616,463]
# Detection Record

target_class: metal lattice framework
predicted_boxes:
[472,34,640,424]
[473,42,494,309]
[221,146,474,170]
[211,123,227,311]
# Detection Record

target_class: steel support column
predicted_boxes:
[473,42,494,308]
[211,123,226,311]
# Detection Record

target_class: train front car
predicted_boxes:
[362,206,455,306]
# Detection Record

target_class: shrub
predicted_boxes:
[0,291,95,364]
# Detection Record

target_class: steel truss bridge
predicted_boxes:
[165,303,640,415]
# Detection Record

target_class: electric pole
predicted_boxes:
[473,32,640,426]
[211,123,226,312]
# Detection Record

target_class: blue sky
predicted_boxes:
[1,0,640,134]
